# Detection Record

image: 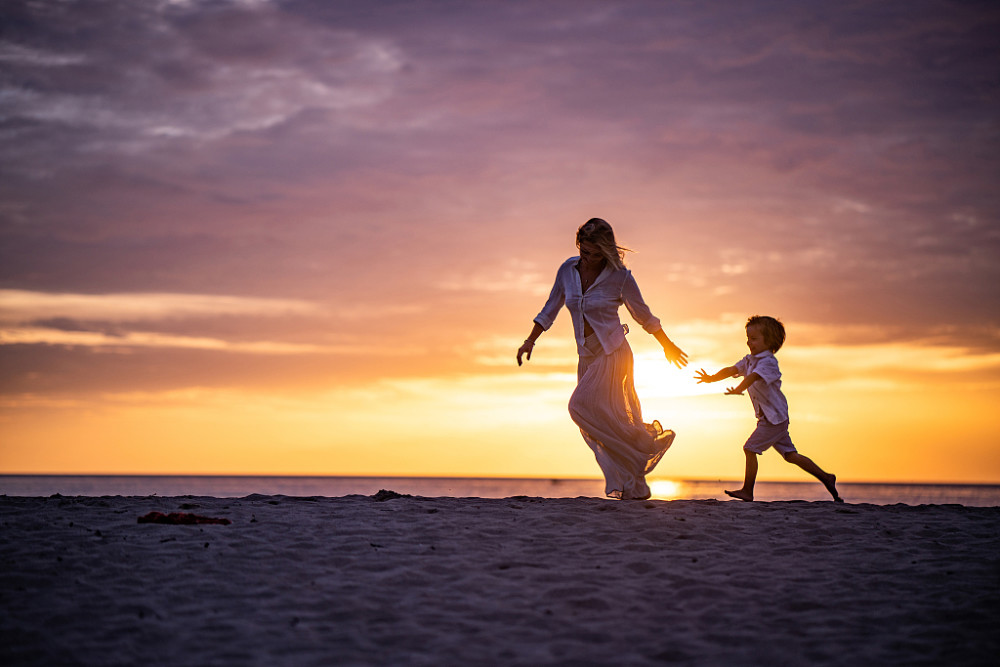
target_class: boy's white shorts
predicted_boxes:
[744,418,797,456]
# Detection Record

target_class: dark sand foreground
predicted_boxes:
[2,494,998,666]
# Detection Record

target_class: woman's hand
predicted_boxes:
[517,325,544,367]
[516,340,535,366]
[662,340,689,368]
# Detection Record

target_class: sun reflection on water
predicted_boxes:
[649,479,684,500]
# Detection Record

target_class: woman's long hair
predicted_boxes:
[576,218,629,270]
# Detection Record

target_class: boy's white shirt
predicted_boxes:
[734,350,789,424]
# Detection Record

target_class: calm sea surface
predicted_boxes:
[1,476,998,506]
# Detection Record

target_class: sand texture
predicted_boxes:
[2,493,998,666]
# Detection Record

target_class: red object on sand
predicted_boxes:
[137,511,231,525]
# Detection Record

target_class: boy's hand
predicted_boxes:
[724,386,744,395]
[694,369,713,383]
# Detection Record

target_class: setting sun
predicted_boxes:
[632,350,724,399]
[649,479,684,500]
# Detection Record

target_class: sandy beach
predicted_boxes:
[2,493,998,666]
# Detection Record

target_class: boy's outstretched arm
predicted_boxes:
[725,372,761,395]
[694,366,738,383]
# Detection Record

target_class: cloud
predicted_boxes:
[0,287,436,355]
[0,326,334,354]
[0,0,405,148]
[436,260,552,296]
[0,289,322,322]
[785,344,1000,376]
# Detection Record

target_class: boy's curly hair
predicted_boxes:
[746,315,785,352]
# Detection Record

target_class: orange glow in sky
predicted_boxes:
[2,308,998,483]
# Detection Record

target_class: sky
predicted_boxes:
[1,0,999,484]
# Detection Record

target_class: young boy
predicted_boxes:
[694,315,842,502]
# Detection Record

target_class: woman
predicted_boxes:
[517,218,688,500]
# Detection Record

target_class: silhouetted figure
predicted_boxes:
[517,218,688,500]
[695,315,842,502]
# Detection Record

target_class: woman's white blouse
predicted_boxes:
[534,257,662,355]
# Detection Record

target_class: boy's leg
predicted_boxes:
[784,452,842,502]
[725,450,757,501]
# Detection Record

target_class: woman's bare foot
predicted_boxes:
[821,473,843,502]
[724,489,753,502]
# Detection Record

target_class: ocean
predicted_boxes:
[1,475,999,506]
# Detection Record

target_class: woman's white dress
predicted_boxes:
[534,257,675,500]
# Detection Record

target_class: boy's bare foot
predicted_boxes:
[821,473,843,502]
[724,489,753,502]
